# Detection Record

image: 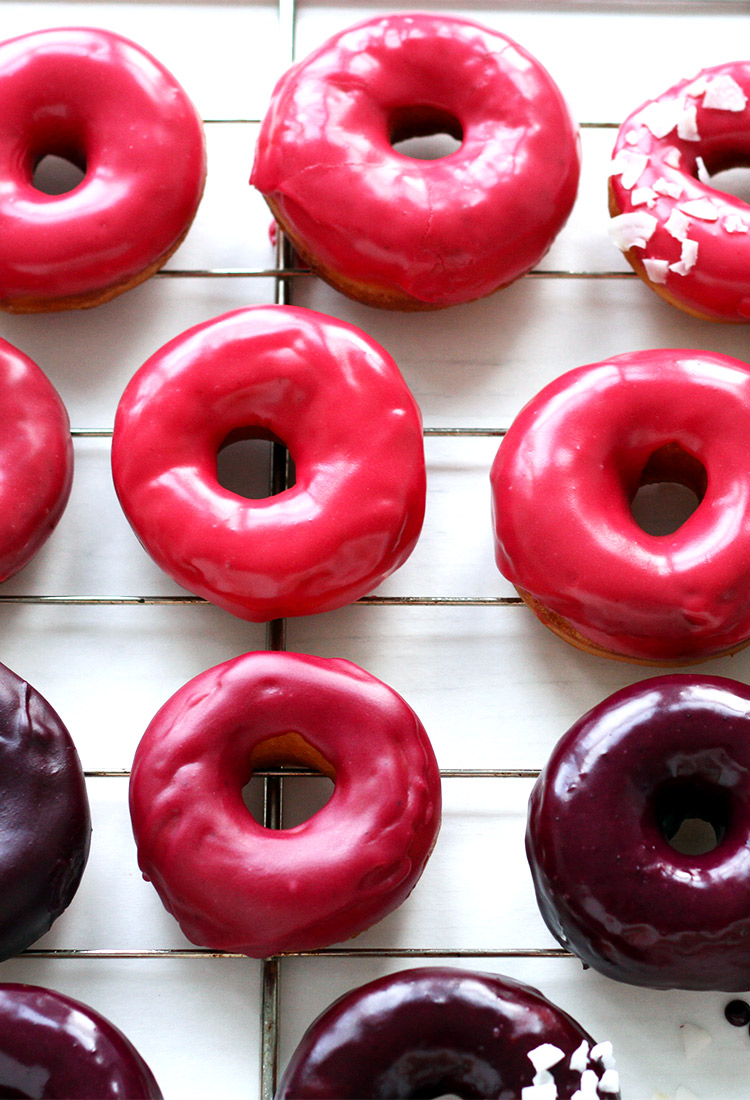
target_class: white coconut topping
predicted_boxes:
[632,186,658,207]
[599,1069,620,1094]
[610,149,649,189]
[638,98,683,138]
[679,198,719,221]
[677,103,700,141]
[528,1044,565,1072]
[684,75,708,98]
[680,1022,712,1061]
[521,1081,557,1100]
[590,1041,616,1070]
[665,209,691,240]
[669,238,699,275]
[653,177,683,198]
[703,73,747,112]
[643,258,670,284]
[608,211,658,251]
[579,1069,600,1097]
[625,129,640,145]
[569,1040,589,1074]
[724,214,749,233]
[695,155,711,183]
[665,147,682,168]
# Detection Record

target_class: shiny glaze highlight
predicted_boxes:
[491,348,750,663]
[0,337,73,580]
[251,12,580,309]
[276,967,615,1099]
[0,661,90,960]
[609,61,750,321]
[0,984,162,1098]
[112,305,426,622]
[527,675,750,991]
[129,651,441,957]
[0,27,206,311]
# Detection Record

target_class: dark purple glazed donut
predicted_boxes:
[527,674,750,991]
[0,661,90,959]
[0,984,162,1098]
[276,967,619,1099]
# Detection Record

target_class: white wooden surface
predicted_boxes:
[2,2,750,1098]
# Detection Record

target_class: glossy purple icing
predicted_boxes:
[276,967,614,1099]
[0,984,162,1098]
[0,662,90,959]
[527,674,750,990]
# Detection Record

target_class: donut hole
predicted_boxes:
[389,106,463,160]
[243,732,335,828]
[379,1051,492,1099]
[32,151,87,195]
[630,443,706,536]
[655,779,730,856]
[697,163,750,204]
[217,429,296,499]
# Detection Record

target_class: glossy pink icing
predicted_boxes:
[0,337,72,580]
[0,27,206,310]
[111,305,426,621]
[609,62,750,321]
[251,12,580,308]
[491,348,750,663]
[129,650,441,957]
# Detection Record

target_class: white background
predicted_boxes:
[1,2,750,1098]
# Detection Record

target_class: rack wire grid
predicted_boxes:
[4,1,750,1098]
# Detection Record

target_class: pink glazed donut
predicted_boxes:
[251,12,580,310]
[112,305,426,622]
[491,348,750,664]
[0,337,73,580]
[129,651,441,957]
[0,27,206,312]
[609,62,750,321]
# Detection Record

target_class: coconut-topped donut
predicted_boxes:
[251,12,580,310]
[609,62,750,321]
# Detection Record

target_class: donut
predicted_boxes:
[129,650,441,957]
[0,337,73,581]
[0,983,162,1098]
[608,62,750,321]
[490,347,750,665]
[250,12,580,310]
[527,674,750,991]
[276,966,619,1099]
[111,305,425,622]
[0,27,206,312]
[0,660,90,960]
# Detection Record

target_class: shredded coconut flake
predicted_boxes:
[665,208,691,240]
[680,197,719,221]
[599,1069,620,1094]
[669,238,699,275]
[625,129,640,145]
[665,147,682,168]
[695,155,711,183]
[569,1040,589,1074]
[528,1044,565,1072]
[610,148,649,189]
[590,1041,616,1070]
[643,258,670,284]
[638,99,683,138]
[632,186,658,207]
[677,104,700,141]
[684,75,709,98]
[609,211,658,251]
[703,73,747,112]
[724,214,749,233]
[680,1022,712,1061]
[579,1069,600,1098]
[521,1081,557,1100]
[653,177,683,198]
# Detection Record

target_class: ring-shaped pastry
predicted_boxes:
[0,984,162,1098]
[527,674,750,991]
[277,967,618,1098]
[491,348,750,664]
[609,61,750,321]
[0,27,206,312]
[251,12,580,310]
[129,651,441,957]
[112,305,426,622]
[0,337,73,581]
[0,661,90,960]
